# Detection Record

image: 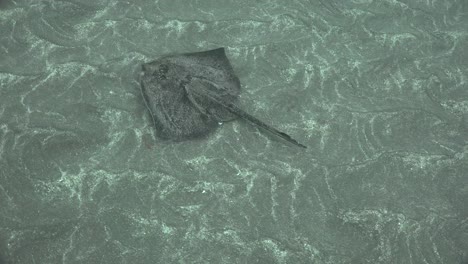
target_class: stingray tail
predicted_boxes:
[202,97,305,148]
[189,83,306,148]
[227,104,307,148]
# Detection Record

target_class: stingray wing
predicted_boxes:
[185,76,240,122]
[176,48,241,120]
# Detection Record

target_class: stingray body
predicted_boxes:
[140,48,306,148]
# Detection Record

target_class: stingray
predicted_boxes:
[140,48,306,148]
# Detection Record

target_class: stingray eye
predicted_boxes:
[157,64,169,80]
